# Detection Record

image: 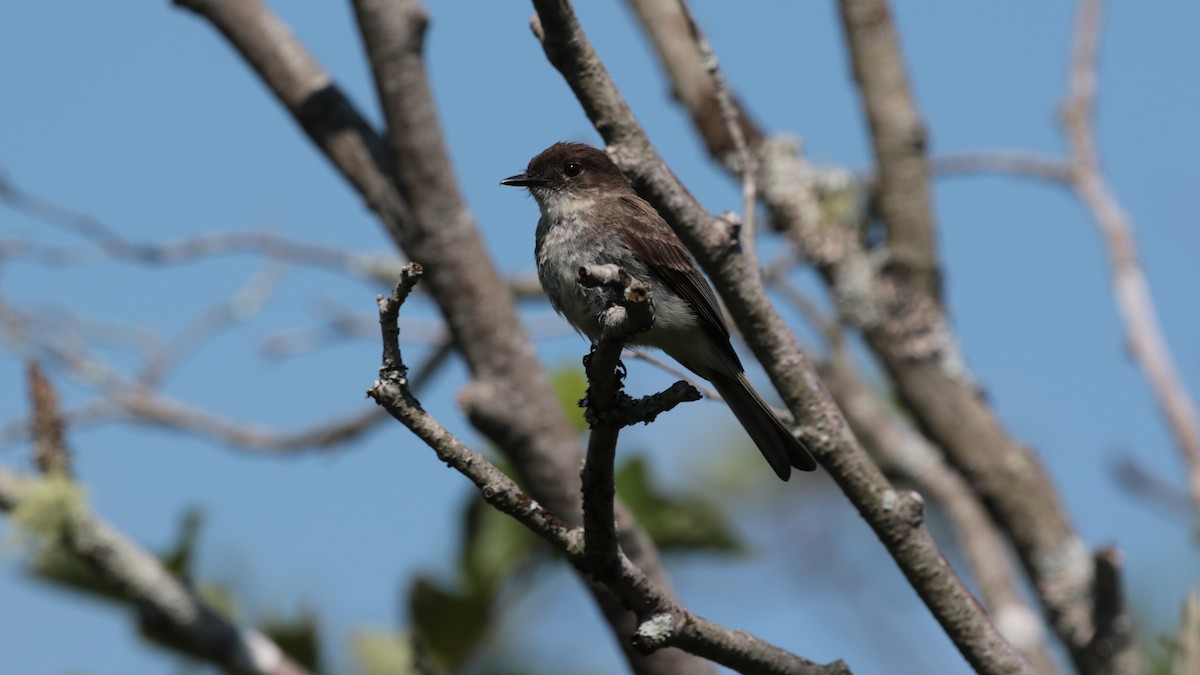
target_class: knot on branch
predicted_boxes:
[632,612,680,653]
[880,488,926,528]
[715,210,741,250]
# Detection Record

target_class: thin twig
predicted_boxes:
[0,173,404,283]
[931,151,1074,184]
[625,351,721,403]
[1062,0,1200,509]
[137,264,286,389]
[0,285,391,454]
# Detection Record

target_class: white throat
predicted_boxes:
[533,188,597,222]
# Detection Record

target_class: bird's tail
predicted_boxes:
[708,371,817,481]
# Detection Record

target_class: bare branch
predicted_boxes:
[27,361,72,477]
[0,173,405,282]
[138,264,285,389]
[367,266,848,675]
[0,282,393,455]
[0,466,312,675]
[932,151,1073,184]
[1062,0,1200,511]
[625,2,1115,670]
[336,1,701,670]
[820,344,1059,673]
[625,351,721,403]
[621,0,764,161]
[528,2,1033,672]
[838,0,938,294]
[116,393,386,453]
[577,265,657,577]
[932,0,1200,528]
[1111,456,1193,521]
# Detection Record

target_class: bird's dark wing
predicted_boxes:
[613,193,743,370]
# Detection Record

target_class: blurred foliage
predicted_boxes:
[261,611,321,671]
[615,457,741,553]
[409,489,539,673]
[549,366,589,434]
[353,629,421,675]
[160,507,203,582]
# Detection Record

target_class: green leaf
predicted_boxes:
[352,629,419,675]
[408,576,492,673]
[549,366,589,434]
[615,457,743,553]
[160,507,204,582]
[260,611,321,670]
[407,486,546,672]
[461,493,539,596]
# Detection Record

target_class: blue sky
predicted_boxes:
[1,2,1198,674]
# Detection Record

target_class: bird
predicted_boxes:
[501,141,816,480]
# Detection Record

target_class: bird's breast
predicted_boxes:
[535,213,611,341]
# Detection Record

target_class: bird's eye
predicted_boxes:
[564,162,583,178]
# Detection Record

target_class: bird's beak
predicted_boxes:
[500,173,546,187]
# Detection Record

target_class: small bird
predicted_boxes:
[501,142,816,480]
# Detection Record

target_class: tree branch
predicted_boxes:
[820,341,1060,674]
[932,151,1073,184]
[838,0,938,295]
[623,2,1123,670]
[368,265,849,675]
[174,2,696,671]
[528,2,1033,673]
[1062,0,1200,511]
[576,265,657,577]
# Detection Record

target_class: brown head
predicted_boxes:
[500,142,631,200]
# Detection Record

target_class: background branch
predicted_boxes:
[172,0,699,671]
[529,2,1034,672]
[920,0,1200,520]
[838,0,937,294]
[1061,0,1200,510]
[0,465,312,675]
[623,1,1127,670]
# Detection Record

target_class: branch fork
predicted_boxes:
[573,263,701,430]
[368,263,845,673]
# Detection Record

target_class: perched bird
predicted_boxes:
[501,142,816,480]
